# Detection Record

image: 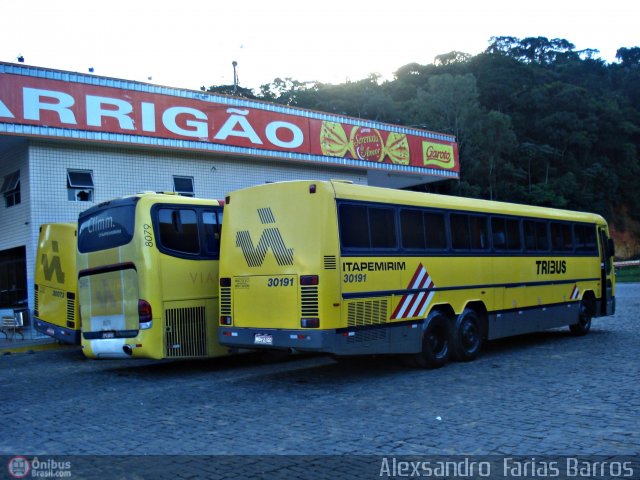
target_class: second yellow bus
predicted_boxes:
[77,192,226,359]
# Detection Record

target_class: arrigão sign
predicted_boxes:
[0,67,459,174]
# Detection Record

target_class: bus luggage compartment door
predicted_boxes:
[233,275,299,330]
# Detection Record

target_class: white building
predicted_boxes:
[0,61,459,330]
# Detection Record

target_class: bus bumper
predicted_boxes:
[219,327,332,352]
[33,317,80,345]
[219,323,422,356]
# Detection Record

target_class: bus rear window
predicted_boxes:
[78,205,136,253]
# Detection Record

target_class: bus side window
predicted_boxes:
[339,203,396,250]
[401,210,446,251]
[491,218,507,249]
[505,218,522,250]
[339,204,369,248]
[451,214,489,251]
[470,216,488,250]
[524,220,549,252]
[203,210,221,256]
[551,222,573,253]
[158,208,200,254]
[575,224,598,254]
[369,207,396,248]
[451,214,470,250]
[424,212,447,249]
[492,217,521,251]
[401,209,426,249]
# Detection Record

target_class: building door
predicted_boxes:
[0,246,27,308]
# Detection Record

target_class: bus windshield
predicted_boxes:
[78,204,136,253]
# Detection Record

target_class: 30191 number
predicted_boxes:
[267,277,294,287]
[344,273,367,283]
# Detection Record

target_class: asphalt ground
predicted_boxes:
[1,284,638,479]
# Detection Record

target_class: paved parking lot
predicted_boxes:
[1,284,638,477]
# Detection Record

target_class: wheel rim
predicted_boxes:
[460,319,480,353]
[579,304,592,329]
[428,324,447,359]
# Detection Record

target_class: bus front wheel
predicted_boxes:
[569,300,592,336]
[412,311,450,369]
[451,308,484,362]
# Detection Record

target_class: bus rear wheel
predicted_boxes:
[569,300,592,336]
[412,311,450,369]
[451,308,484,362]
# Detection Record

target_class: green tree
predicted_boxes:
[202,35,640,234]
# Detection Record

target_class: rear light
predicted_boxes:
[138,299,152,330]
[220,277,231,287]
[301,318,319,328]
[300,275,319,286]
[220,316,232,326]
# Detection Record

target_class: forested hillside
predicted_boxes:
[205,37,640,258]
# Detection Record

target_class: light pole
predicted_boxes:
[232,61,238,94]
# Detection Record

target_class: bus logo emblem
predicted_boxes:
[236,208,294,267]
[41,240,65,284]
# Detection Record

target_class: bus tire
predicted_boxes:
[412,311,450,369]
[569,300,592,336]
[451,308,484,362]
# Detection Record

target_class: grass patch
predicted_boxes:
[616,265,640,282]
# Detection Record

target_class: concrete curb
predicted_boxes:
[0,339,75,355]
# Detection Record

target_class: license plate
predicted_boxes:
[102,331,115,339]
[254,333,273,345]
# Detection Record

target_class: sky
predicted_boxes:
[1,0,638,92]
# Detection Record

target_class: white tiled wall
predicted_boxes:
[4,139,368,322]
[0,143,30,251]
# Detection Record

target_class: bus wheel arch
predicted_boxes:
[451,302,487,362]
[411,307,452,369]
[570,291,596,336]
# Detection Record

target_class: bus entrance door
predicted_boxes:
[597,227,615,316]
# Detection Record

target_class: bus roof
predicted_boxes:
[79,192,224,218]
[232,180,605,225]
[328,181,605,224]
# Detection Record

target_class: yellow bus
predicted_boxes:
[33,223,80,344]
[77,192,226,359]
[218,180,615,367]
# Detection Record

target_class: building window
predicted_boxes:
[173,176,194,197]
[1,170,21,207]
[67,170,94,202]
